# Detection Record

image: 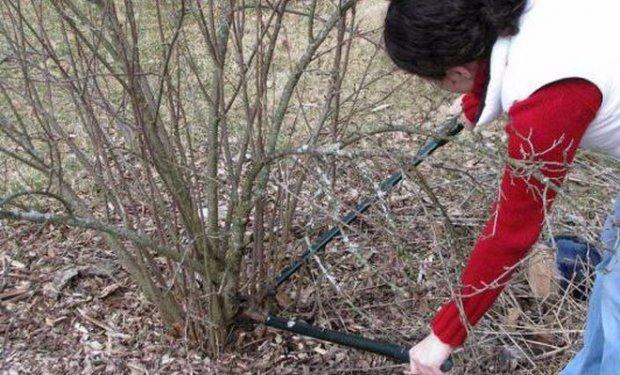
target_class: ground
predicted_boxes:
[2,140,618,374]
[2,1,619,374]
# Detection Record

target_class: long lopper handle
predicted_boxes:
[265,315,454,372]
[274,117,464,288]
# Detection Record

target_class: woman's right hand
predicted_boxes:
[409,332,454,375]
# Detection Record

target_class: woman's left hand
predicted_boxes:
[448,94,475,130]
[408,332,453,375]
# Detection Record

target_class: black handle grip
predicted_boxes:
[265,315,454,372]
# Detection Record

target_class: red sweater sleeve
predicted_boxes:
[431,79,602,347]
[462,60,489,124]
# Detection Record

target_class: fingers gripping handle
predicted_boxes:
[442,356,455,373]
[394,350,454,373]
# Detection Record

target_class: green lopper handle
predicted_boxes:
[273,117,464,289]
[265,315,454,372]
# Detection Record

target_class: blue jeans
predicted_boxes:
[560,192,620,375]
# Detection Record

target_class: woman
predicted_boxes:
[383,0,620,374]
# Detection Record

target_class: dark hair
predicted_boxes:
[384,0,526,79]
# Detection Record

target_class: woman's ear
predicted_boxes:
[447,66,474,80]
[442,65,476,93]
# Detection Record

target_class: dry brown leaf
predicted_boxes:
[504,307,521,326]
[45,316,66,327]
[171,322,184,338]
[529,333,561,354]
[99,283,122,299]
[44,267,79,299]
[0,286,30,301]
[313,346,327,355]
[275,291,292,308]
[300,286,314,304]
[127,361,147,375]
[527,244,556,299]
